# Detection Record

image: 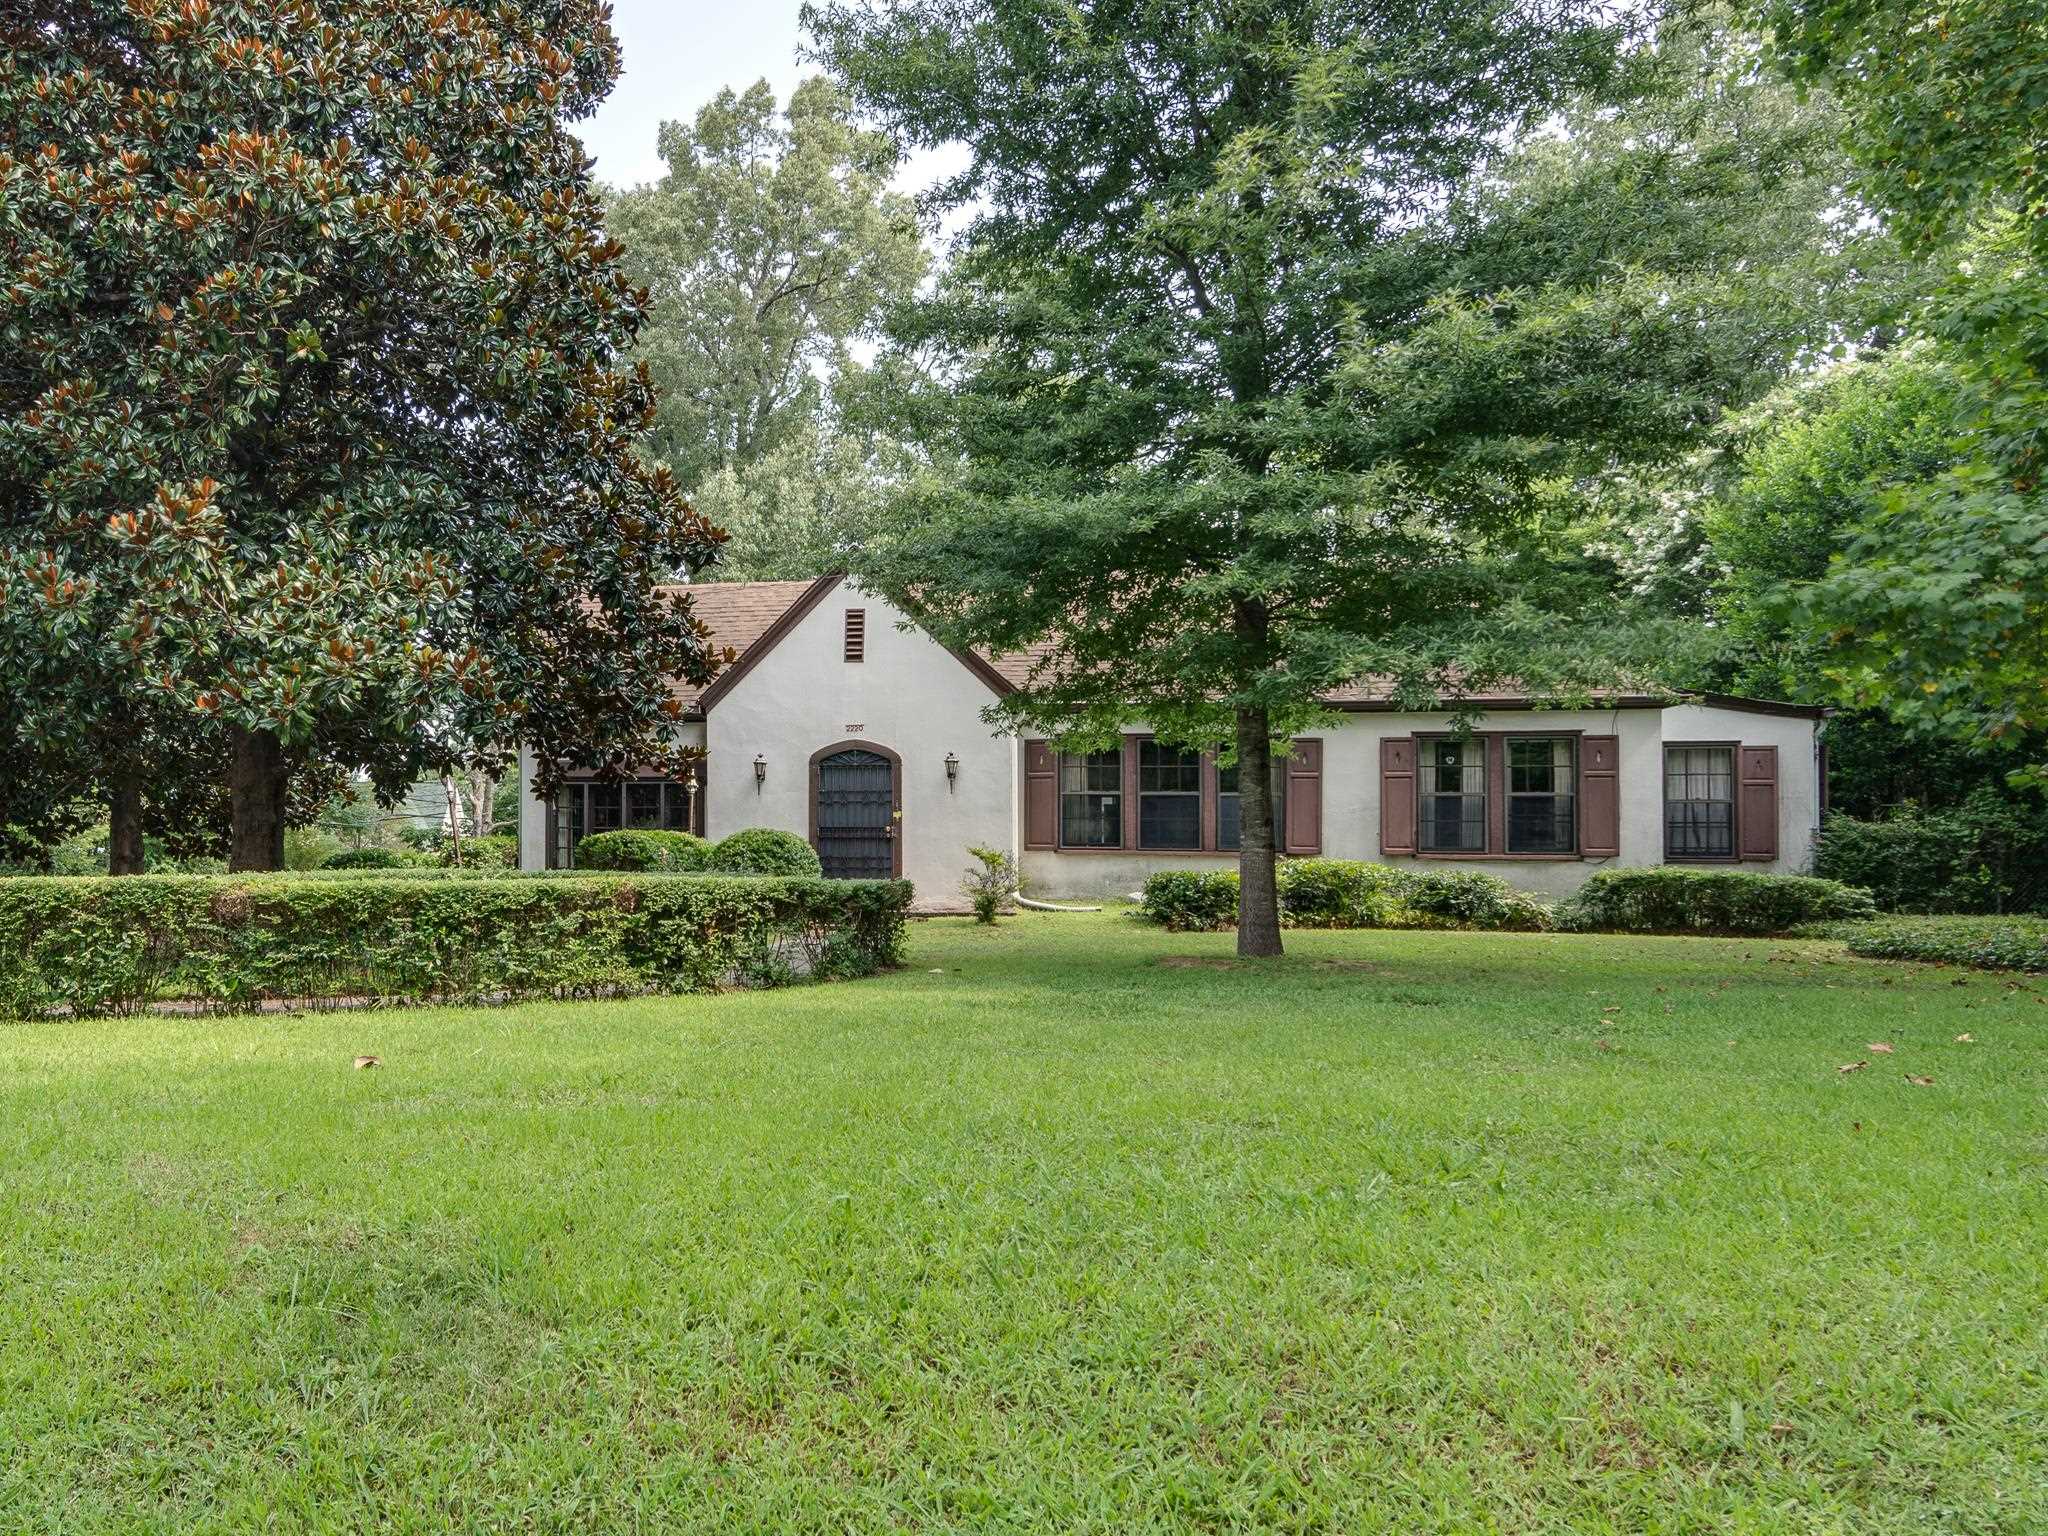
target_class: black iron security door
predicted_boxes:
[815,749,896,878]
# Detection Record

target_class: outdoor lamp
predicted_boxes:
[753,753,767,793]
[944,751,960,791]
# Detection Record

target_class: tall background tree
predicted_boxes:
[0,0,723,870]
[810,1,1884,954]
[607,77,927,580]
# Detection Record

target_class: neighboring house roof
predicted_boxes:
[663,574,1824,720]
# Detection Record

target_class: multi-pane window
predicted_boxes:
[551,779,693,867]
[1419,738,1486,852]
[1215,760,1285,853]
[1665,745,1735,858]
[1060,750,1123,847]
[1506,737,1576,854]
[1137,741,1201,849]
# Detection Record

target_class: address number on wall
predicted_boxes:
[844,723,865,734]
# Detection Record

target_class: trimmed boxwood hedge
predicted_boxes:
[574,829,712,872]
[321,847,415,871]
[1556,868,1876,935]
[1137,861,1551,933]
[710,827,824,878]
[0,872,910,1019]
[1842,915,2048,971]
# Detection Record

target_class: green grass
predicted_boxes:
[2,913,2042,1533]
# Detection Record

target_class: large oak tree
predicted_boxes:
[811,1,1878,953]
[0,0,723,868]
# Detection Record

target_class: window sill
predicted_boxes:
[1041,846,1237,856]
[1413,851,1584,862]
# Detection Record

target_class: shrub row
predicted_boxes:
[1840,914,2048,972]
[321,834,518,872]
[1554,868,1876,934]
[0,873,910,1019]
[1136,861,1874,937]
[574,829,712,872]
[1136,861,1550,933]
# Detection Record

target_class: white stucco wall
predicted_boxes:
[1021,705,1822,900]
[705,585,1017,904]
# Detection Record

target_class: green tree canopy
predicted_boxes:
[0,0,723,868]
[606,76,927,579]
[811,1,1881,953]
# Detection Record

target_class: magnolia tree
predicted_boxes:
[0,0,724,869]
[811,1,1878,954]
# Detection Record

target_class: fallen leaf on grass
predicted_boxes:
[1905,1074,1935,1087]
[1836,1061,1866,1074]
[1601,1005,1622,1014]
[1955,1033,1975,1043]
[1596,1039,1615,1052]
[353,1055,380,1070]
[1768,1421,1796,1438]
[1866,1041,1894,1054]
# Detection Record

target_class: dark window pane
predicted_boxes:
[1665,746,1735,857]
[1138,741,1200,793]
[1140,793,1200,849]
[1505,737,1575,853]
[588,785,622,833]
[1419,739,1486,851]
[1217,794,1241,851]
[1061,793,1121,847]
[663,782,692,831]
[626,781,662,829]
[1508,797,1575,853]
[1420,794,1486,852]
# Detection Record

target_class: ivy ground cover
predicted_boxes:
[1,914,2040,1532]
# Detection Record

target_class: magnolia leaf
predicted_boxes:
[1866,1041,1894,1053]
[1905,1074,1935,1086]
[353,1054,381,1070]
[1836,1061,1866,1074]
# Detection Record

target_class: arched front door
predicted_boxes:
[811,746,900,878]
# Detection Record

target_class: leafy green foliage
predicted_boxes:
[606,77,925,579]
[1557,868,1876,934]
[320,847,415,871]
[1814,792,2048,913]
[1142,861,1550,932]
[442,833,518,870]
[959,844,1020,924]
[0,0,724,866]
[0,872,909,1018]
[813,6,1874,952]
[574,829,712,873]
[1136,870,1242,933]
[1841,913,2048,971]
[709,827,825,878]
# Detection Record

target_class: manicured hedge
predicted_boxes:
[1138,860,1550,933]
[575,829,711,872]
[0,873,911,1019]
[1275,859,1405,928]
[710,827,823,878]
[1556,868,1876,935]
[1842,915,2048,971]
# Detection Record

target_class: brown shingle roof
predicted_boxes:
[660,579,823,712]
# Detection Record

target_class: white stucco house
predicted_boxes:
[517,574,1827,907]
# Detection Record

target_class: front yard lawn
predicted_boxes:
[2,914,2041,1532]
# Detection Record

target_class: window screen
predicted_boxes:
[1665,745,1735,857]
[1418,739,1486,852]
[1506,737,1576,854]
[1059,751,1122,847]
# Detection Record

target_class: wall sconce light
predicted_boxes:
[753,754,767,794]
[684,768,699,796]
[944,751,960,792]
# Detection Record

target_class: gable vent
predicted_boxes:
[844,608,866,662]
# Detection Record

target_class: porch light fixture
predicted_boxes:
[753,754,767,793]
[944,751,960,791]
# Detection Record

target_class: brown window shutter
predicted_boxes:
[1380,736,1416,855]
[1121,734,1141,849]
[1280,738,1321,855]
[843,608,865,662]
[1022,740,1056,849]
[1579,734,1620,858]
[1738,745,1779,860]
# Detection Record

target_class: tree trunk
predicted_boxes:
[1234,704,1284,958]
[107,772,145,876]
[443,773,464,867]
[227,726,289,872]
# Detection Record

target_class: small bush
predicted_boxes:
[1399,869,1552,932]
[575,829,710,873]
[1814,790,2048,913]
[1276,858,1407,928]
[0,872,911,1019]
[1557,867,1876,935]
[710,827,823,878]
[443,832,518,869]
[1841,914,2048,971]
[1138,870,1240,931]
[960,845,1021,924]
[321,847,413,871]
